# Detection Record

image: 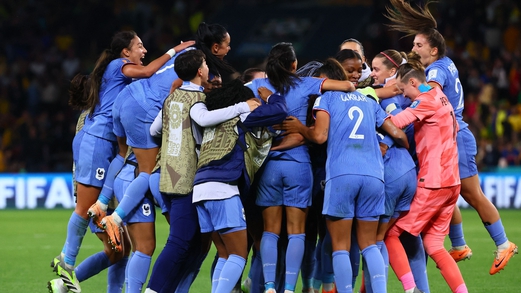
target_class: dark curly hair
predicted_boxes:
[205,79,255,111]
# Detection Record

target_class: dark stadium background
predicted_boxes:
[0,0,520,173]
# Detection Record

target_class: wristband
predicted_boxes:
[166,49,176,58]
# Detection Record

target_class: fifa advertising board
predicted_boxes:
[1,172,521,209]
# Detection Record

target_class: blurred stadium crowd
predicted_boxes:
[0,0,520,172]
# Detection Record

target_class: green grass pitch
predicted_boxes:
[0,208,520,292]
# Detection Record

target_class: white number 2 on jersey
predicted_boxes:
[348,106,364,139]
[455,78,464,110]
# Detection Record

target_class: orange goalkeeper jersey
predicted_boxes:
[391,87,460,189]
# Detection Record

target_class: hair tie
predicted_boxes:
[380,52,399,68]
[401,58,407,65]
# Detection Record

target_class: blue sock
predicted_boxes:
[250,250,264,293]
[301,239,316,289]
[126,251,151,293]
[401,233,430,293]
[212,258,226,293]
[264,281,275,292]
[332,250,352,293]
[75,251,111,281]
[107,256,128,293]
[321,232,335,285]
[285,233,305,291]
[99,154,125,205]
[312,238,323,290]
[260,231,279,284]
[376,241,389,282]
[485,219,508,246]
[215,255,246,293]
[64,212,89,266]
[362,245,386,293]
[125,252,133,289]
[350,231,360,288]
[115,172,150,220]
[448,223,466,247]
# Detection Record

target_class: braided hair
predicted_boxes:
[396,51,427,83]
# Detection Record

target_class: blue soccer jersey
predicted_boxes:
[123,48,193,111]
[425,56,468,129]
[128,57,178,108]
[314,91,388,181]
[380,95,417,165]
[84,58,133,141]
[246,76,325,163]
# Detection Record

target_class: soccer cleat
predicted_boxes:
[321,284,337,293]
[489,241,518,275]
[50,254,63,271]
[449,245,473,262]
[56,262,81,293]
[413,288,425,293]
[47,278,68,293]
[87,202,107,230]
[101,215,123,252]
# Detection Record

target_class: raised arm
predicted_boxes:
[123,41,196,79]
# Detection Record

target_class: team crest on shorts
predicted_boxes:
[95,168,105,180]
[142,203,151,216]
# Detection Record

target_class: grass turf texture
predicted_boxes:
[1,209,520,292]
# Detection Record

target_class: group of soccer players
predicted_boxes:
[47,1,518,293]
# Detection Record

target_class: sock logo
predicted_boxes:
[142,203,151,216]
[95,168,105,180]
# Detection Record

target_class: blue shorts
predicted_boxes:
[256,159,313,208]
[73,129,117,187]
[323,175,384,219]
[457,127,478,179]
[113,162,156,224]
[384,168,417,218]
[112,91,126,138]
[196,195,246,233]
[118,88,161,149]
